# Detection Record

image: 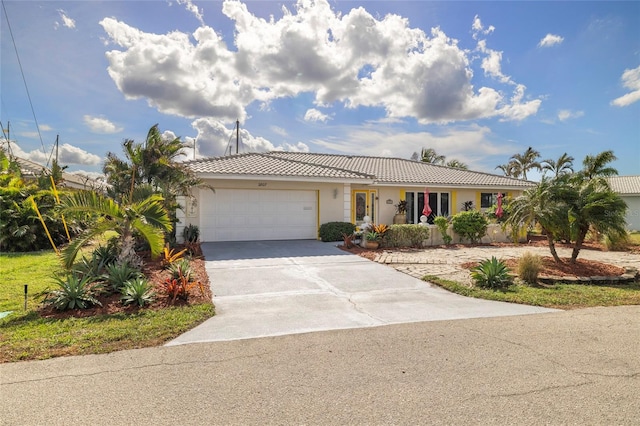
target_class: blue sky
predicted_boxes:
[1,0,639,180]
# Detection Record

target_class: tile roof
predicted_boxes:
[184,153,374,181]
[13,156,105,190]
[187,152,534,188]
[607,176,640,195]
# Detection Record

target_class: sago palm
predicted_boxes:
[60,189,172,269]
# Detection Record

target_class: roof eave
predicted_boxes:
[195,172,375,184]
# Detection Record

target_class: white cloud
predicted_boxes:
[176,0,205,25]
[611,65,640,107]
[83,115,123,134]
[270,126,288,136]
[10,142,101,166]
[191,118,309,157]
[55,10,76,29]
[471,15,495,40]
[476,39,511,84]
[538,34,564,48]
[557,109,584,121]
[311,123,515,172]
[100,1,539,126]
[498,84,542,121]
[304,108,331,122]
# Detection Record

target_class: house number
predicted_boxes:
[258,182,267,187]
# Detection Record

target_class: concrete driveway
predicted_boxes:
[168,240,556,346]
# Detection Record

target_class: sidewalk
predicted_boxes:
[373,245,640,284]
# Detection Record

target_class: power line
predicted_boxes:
[1,0,47,163]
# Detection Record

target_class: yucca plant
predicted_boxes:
[121,278,156,307]
[43,273,102,310]
[471,256,512,289]
[102,262,143,292]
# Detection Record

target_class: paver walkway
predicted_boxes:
[374,245,640,284]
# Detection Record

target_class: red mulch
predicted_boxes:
[38,245,212,320]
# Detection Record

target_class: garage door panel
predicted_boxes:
[199,189,317,242]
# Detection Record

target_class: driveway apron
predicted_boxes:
[167,241,556,345]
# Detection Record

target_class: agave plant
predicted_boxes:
[121,278,156,307]
[43,273,102,310]
[471,256,512,289]
[102,262,143,292]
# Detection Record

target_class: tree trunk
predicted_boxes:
[546,233,563,263]
[571,228,588,264]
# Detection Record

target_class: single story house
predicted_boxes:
[13,156,105,191]
[180,152,534,242]
[607,175,640,231]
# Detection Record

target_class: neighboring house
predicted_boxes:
[607,175,640,231]
[181,152,534,242]
[12,156,105,191]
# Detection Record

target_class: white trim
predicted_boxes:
[196,173,374,184]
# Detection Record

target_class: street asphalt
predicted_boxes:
[1,305,639,425]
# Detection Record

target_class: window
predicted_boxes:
[480,193,498,209]
[405,191,450,224]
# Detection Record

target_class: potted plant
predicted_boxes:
[364,231,381,249]
[393,200,407,224]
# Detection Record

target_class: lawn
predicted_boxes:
[0,250,214,363]
[425,275,640,310]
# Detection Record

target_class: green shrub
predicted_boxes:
[102,262,143,292]
[602,231,630,251]
[382,224,430,248]
[121,278,156,307]
[451,210,488,243]
[471,257,512,288]
[517,252,542,284]
[43,273,102,310]
[433,216,452,245]
[182,224,200,243]
[319,222,356,242]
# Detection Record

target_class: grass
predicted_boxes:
[0,249,214,363]
[425,275,640,310]
[629,232,640,246]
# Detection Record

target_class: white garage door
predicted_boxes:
[200,189,318,242]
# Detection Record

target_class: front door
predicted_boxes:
[352,190,376,225]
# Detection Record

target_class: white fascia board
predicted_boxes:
[372,182,534,190]
[196,173,374,185]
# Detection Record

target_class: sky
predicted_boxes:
[1,0,639,181]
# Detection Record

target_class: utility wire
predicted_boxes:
[1,0,47,163]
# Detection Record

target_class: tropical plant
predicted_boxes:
[517,252,542,284]
[565,176,627,263]
[372,223,389,235]
[495,161,522,179]
[420,148,446,165]
[508,147,541,180]
[471,257,512,289]
[541,153,574,178]
[162,275,199,303]
[342,233,355,249]
[395,200,407,214]
[581,150,618,181]
[451,210,488,243]
[365,231,381,242]
[103,262,144,291]
[168,258,193,281]
[461,201,475,211]
[43,273,102,310]
[182,224,200,243]
[445,159,468,170]
[506,177,568,263]
[162,244,187,267]
[121,277,156,307]
[60,189,172,269]
[433,216,452,244]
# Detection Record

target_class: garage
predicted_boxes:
[199,189,318,242]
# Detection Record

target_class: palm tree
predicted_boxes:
[541,153,574,178]
[581,150,618,180]
[506,177,568,263]
[509,147,541,180]
[60,188,172,269]
[420,148,446,165]
[445,159,468,170]
[495,161,523,179]
[565,176,627,263]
